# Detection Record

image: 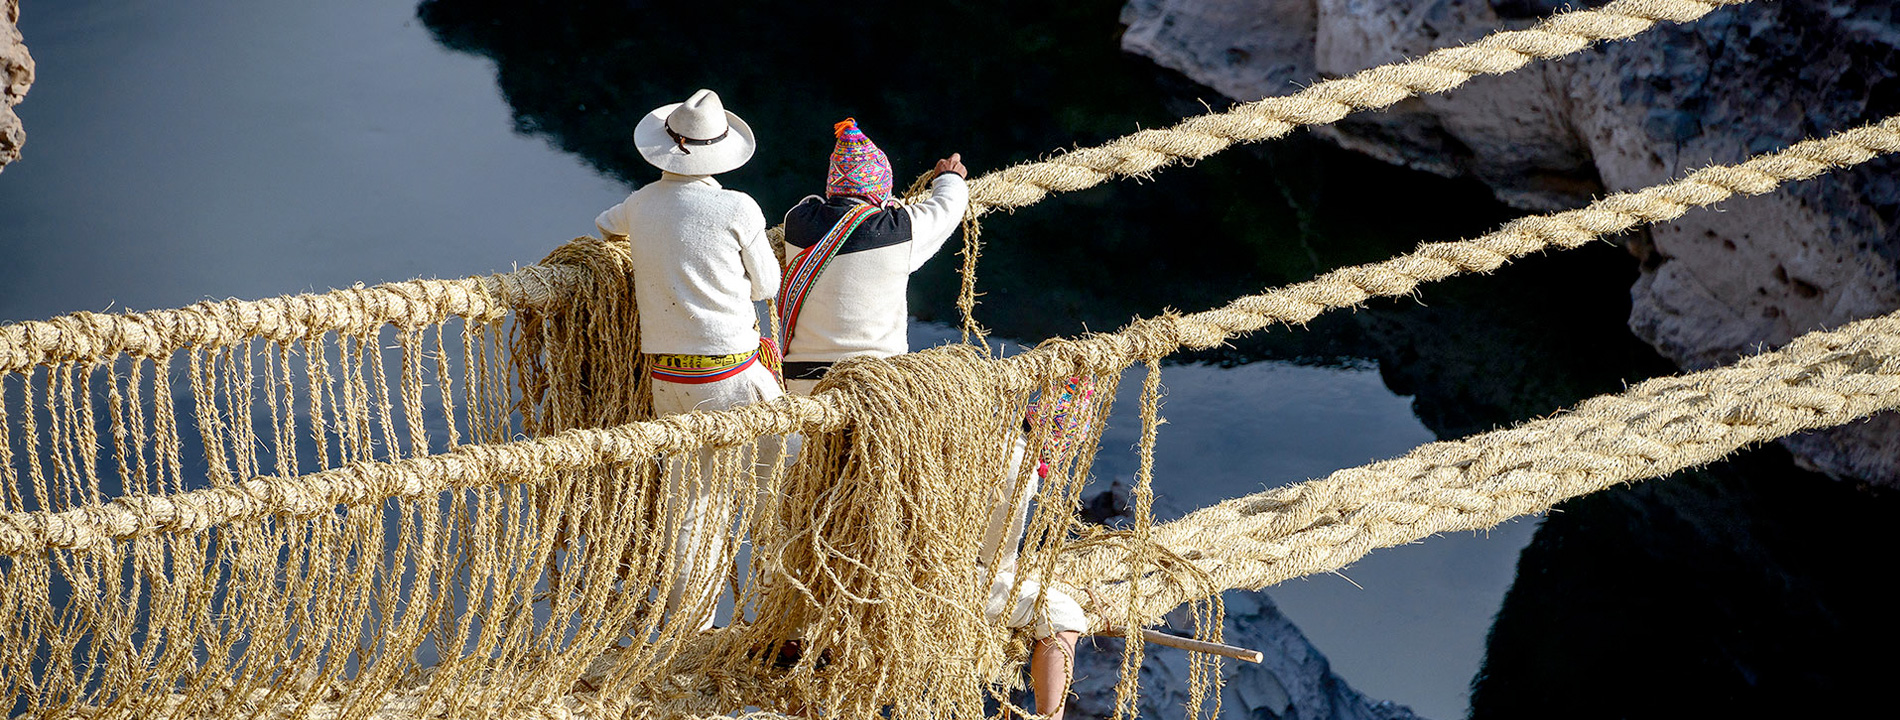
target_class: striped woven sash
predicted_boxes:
[777,203,880,346]
[648,348,759,385]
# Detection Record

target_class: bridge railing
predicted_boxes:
[19,2,1900,717]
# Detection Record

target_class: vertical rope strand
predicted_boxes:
[1,374,19,512]
[1114,359,1165,720]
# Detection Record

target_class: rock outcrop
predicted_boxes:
[1,0,31,171]
[1121,0,1900,485]
[1060,487,1425,720]
[1066,591,1425,720]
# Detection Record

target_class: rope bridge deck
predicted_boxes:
[8,1,1896,717]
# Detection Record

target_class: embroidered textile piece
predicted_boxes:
[758,336,783,379]
[1029,376,1100,473]
[649,348,760,384]
[777,203,881,346]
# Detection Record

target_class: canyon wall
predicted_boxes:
[1,0,31,171]
[1122,0,1900,484]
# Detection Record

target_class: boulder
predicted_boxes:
[1066,591,1425,720]
[2,0,32,171]
[1060,486,1426,720]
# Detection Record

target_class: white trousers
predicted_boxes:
[651,362,784,630]
[986,572,1090,639]
[979,436,1089,638]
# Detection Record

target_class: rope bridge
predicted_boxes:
[6,0,1895,717]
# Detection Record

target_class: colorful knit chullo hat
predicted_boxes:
[826,118,895,205]
[1026,376,1099,474]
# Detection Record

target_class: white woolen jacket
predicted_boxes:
[596,173,779,356]
[780,174,969,362]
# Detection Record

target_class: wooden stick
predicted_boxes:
[1094,627,1264,664]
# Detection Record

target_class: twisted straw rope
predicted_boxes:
[1072,305,1900,619]
[0,0,1749,375]
[41,303,1900,719]
[0,387,848,555]
[0,264,581,374]
[998,115,1900,380]
[963,0,1754,215]
[4,114,1896,555]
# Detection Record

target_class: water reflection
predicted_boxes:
[1474,446,1900,718]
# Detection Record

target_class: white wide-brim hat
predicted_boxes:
[633,89,756,175]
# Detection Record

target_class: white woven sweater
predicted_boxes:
[780,174,968,362]
[595,173,778,356]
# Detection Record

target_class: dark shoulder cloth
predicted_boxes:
[784,197,914,254]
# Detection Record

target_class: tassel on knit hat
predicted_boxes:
[826,118,894,205]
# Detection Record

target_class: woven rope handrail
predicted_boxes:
[0,0,1750,377]
[987,114,1900,383]
[0,390,848,555]
[5,113,1896,555]
[1071,305,1900,618]
[0,265,582,374]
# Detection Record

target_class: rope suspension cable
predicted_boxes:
[0,1,1754,373]
[1067,305,1900,619]
[1001,115,1900,374]
[0,265,581,375]
[4,112,1896,555]
[961,0,1756,215]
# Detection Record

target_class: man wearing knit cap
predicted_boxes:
[979,379,1095,720]
[777,121,1082,719]
[594,89,780,631]
[776,118,968,396]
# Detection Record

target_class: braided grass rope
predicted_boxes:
[6,113,1897,554]
[0,264,582,375]
[0,390,839,556]
[995,113,1900,380]
[963,0,1755,215]
[1068,305,1900,621]
[0,0,1751,376]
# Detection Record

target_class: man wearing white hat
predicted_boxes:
[594,89,780,630]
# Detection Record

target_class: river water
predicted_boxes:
[5,2,1892,719]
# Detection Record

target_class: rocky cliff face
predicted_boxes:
[1,0,31,171]
[1066,594,1425,720]
[1063,487,1426,720]
[1121,0,1900,485]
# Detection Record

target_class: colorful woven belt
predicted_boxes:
[648,349,759,384]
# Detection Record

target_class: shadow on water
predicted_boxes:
[393,1,1900,716]
[1473,446,1900,719]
